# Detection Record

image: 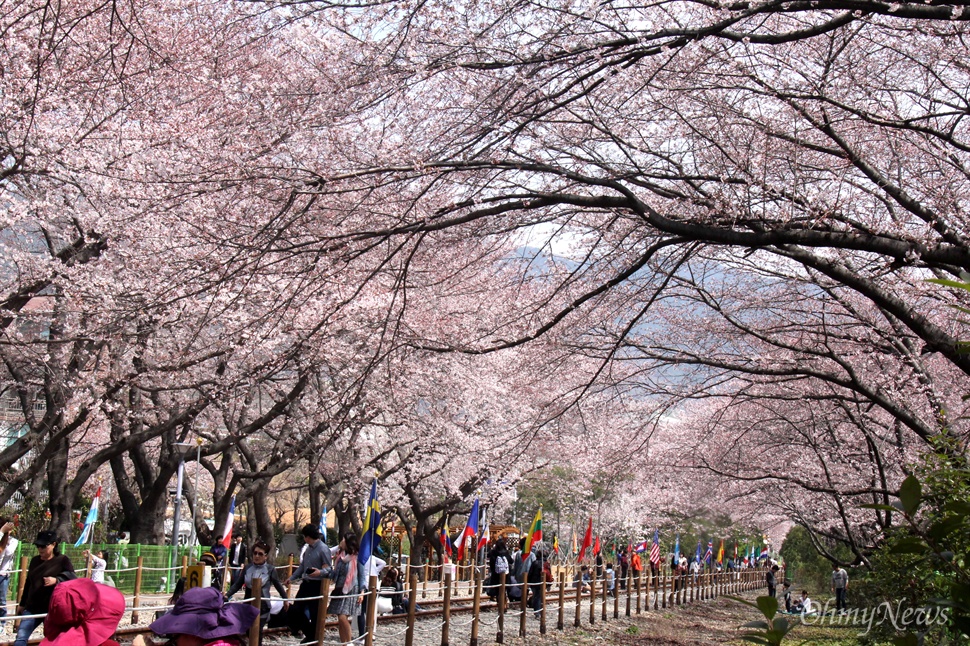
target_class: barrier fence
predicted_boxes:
[0,555,774,646]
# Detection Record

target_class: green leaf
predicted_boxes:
[743,620,770,629]
[899,475,922,515]
[944,500,970,515]
[740,636,771,646]
[772,617,790,634]
[926,278,970,292]
[725,595,760,610]
[756,595,778,620]
[928,515,966,541]
[889,537,928,555]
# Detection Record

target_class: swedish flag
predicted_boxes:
[358,479,383,565]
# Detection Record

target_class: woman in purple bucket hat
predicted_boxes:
[132,586,258,646]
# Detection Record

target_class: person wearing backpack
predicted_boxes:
[487,539,510,601]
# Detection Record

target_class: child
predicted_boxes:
[782,581,793,612]
[793,590,814,615]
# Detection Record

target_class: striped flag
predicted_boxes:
[220,495,236,550]
[74,486,102,547]
[522,508,542,555]
[477,521,490,552]
[649,530,661,567]
[359,480,383,566]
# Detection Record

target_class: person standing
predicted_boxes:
[82,550,107,584]
[766,564,779,598]
[329,532,361,646]
[831,564,849,615]
[286,524,332,641]
[226,541,288,644]
[228,535,247,570]
[0,520,19,631]
[15,531,75,646]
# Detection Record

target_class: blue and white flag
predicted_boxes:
[74,486,102,547]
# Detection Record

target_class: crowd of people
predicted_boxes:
[0,519,854,645]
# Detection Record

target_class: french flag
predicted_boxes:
[455,499,480,561]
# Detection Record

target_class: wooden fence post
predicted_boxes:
[573,567,582,628]
[601,571,607,622]
[365,575,378,646]
[661,569,667,609]
[423,563,429,599]
[132,556,144,624]
[557,571,565,631]
[470,566,482,646]
[441,571,452,646]
[588,570,596,625]
[405,574,418,646]
[540,569,547,635]
[285,554,294,600]
[613,573,620,619]
[248,577,262,646]
[314,578,331,646]
[519,570,527,638]
[625,568,632,617]
[496,572,506,644]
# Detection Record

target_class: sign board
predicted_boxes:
[185,564,212,590]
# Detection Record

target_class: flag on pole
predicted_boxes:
[674,534,680,561]
[318,503,328,542]
[593,535,601,557]
[220,495,236,550]
[359,479,383,566]
[74,486,102,547]
[440,522,453,563]
[522,508,542,555]
[717,541,724,565]
[704,541,713,564]
[571,531,578,557]
[477,521,490,552]
[553,535,560,555]
[455,499,480,561]
[579,518,593,561]
[760,546,769,560]
[633,539,649,553]
[649,530,661,567]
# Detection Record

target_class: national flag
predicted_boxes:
[318,503,328,542]
[74,486,102,547]
[704,541,713,564]
[694,541,701,563]
[477,521,490,552]
[649,530,661,567]
[522,508,542,555]
[593,535,601,557]
[455,499,480,561]
[359,479,383,566]
[579,518,593,561]
[220,495,236,550]
[571,531,578,557]
[633,540,649,553]
[674,534,680,560]
[553,536,560,555]
[760,546,769,559]
[717,541,724,565]
[439,522,454,563]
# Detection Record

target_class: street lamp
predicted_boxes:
[170,442,196,570]
[191,438,204,547]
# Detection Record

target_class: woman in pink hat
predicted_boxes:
[39,578,124,646]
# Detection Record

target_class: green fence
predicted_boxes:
[7,542,204,597]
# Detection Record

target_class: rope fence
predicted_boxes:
[0,554,772,646]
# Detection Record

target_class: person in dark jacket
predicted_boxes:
[15,531,75,646]
[226,540,288,641]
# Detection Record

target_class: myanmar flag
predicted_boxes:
[523,508,542,555]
